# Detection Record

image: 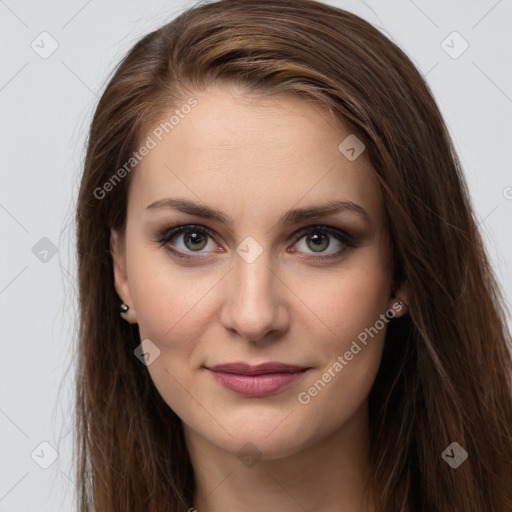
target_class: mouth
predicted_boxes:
[205,362,311,397]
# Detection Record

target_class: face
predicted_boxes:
[111,84,405,460]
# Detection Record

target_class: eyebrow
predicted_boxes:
[145,197,370,228]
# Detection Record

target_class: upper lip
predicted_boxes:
[207,362,309,375]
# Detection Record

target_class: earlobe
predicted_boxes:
[110,229,138,324]
[388,282,411,318]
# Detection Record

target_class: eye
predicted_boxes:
[290,225,357,260]
[156,224,358,262]
[157,224,220,261]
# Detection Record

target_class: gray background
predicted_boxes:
[1,0,511,510]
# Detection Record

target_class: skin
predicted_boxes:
[111,84,408,512]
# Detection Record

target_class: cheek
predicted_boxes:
[126,248,222,420]
[128,246,221,348]
[293,277,390,446]
[291,247,391,355]
[127,258,211,425]
[290,244,390,418]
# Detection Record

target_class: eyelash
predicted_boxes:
[156,223,360,262]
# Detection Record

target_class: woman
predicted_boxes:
[75,0,512,510]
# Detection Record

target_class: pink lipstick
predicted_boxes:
[206,362,310,397]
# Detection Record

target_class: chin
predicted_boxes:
[189,407,326,461]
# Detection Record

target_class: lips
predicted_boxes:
[206,362,310,397]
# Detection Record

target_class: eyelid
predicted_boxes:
[292,225,357,246]
[158,224,218,243]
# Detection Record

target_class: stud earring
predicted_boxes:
[119,302,129,313]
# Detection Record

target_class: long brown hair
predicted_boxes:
[74,1,512,510]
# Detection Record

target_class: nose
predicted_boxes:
[220,248,290,343]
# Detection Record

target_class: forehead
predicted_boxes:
[128,86,383,227]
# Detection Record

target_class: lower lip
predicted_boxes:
[208,370,308,397]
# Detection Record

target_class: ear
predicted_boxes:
[387,281,411,318]
[110,228,137,324]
